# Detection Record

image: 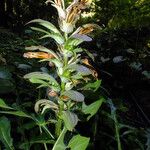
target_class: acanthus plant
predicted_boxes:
[23,0,104,149]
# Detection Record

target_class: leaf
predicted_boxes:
[25,45,59,59]
[40,33,64,44]
[0,110,32,118]
[82,98,104,120]
[67,64,92,76]
[0,116,14,150]
[62,90,84,102]
[30,26,50,35]
[72,34,92,41]
[52,127,67,150]
[83,49,94,61]
[29,115,54,140]
[27,19,60,34]
[68,135,90,150]
[65,38,83,47]
[24,72,59,87]
[81,80,102,92]
[34,99,58,114]
[0,67,12,79]
[62,111,78,131]
[0,98,14,110]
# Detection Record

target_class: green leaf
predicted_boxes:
[83,49,95,61]
[30,26,50,35]
[0,116,14,150]
[24,72,59,87]
[40,33,64,44]
[52,127,67,150]
[81,80,102,92]
[27,19,60,34]
[68,135,90,150]
[62,111,78,131]
[62,90,84,102]
[0,98,14,110]
[82,98,104,120]
[34,99,58,114]
[67,64,92,76]
[0,110,32,118]
[33,115,55,139]
[65,38,83,47]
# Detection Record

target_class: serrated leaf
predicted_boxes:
[62,90,84,102]
[68,135,90,150]
[82,98,104,120]
[0,116,14,150]
[62,111,78,131]
[0,99,14,110]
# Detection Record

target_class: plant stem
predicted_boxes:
[39,126,48,150]
[55,117,62,138]
[108,99,122,150]
[114,111,122,150]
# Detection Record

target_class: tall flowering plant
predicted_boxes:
[24,0,103,149]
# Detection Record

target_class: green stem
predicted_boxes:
[55,117,62,138]
[114,112,122,150]
[52,127,67,150]
[61,82,65,92]
[39,126,48,150]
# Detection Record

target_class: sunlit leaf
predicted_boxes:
[30,26,50,35]
[62,90,84,102]
[68,135,90,150]
[67,64,92,76]
[0,116,14,150]
[0,99,14,110]
[82,98,104,120]
[24,72,59,87]
[81,80,102,92]
[62,111,78,131]
[27,19,60,34]
[34,99,58,114]
[40,33,64,44]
